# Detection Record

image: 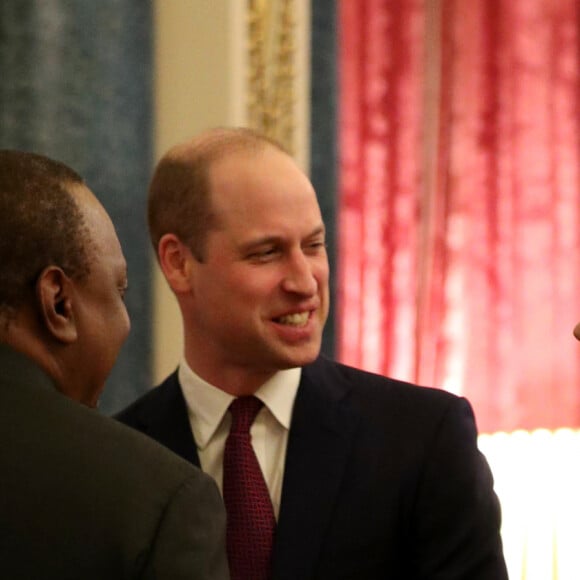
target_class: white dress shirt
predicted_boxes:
[178,360,301,519]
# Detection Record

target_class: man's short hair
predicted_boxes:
[0,150,92,324]
[148,127,288,261]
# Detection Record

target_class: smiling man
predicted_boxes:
[118,127,508,580]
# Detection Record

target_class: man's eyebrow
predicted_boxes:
[241,225,326,250]
[240,235,281,250]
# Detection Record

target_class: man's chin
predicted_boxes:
[276,343,322,369]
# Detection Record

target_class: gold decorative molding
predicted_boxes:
[247,0,296,154]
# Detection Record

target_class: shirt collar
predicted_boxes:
[178,360,301,450]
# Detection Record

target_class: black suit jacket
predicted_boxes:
[0,345,229,580]
[117,356,508,580]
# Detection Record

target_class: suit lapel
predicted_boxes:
[271,357,359,580]
[137,373,201,468]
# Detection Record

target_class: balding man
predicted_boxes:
[0,150,229,580]
[118,127,507,580]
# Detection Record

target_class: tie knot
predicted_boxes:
[229,396,263,434]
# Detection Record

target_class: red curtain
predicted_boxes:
[337,0,580,433]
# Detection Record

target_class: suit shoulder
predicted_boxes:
[115,372,180,425]
[311,356,461,404]
[3,381,214,517]
[78,401,197,482]
[307,357,473,428]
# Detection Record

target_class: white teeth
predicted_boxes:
[277,312,309,326]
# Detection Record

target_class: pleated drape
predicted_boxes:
[338,0,580,434]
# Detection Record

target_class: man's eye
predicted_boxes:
[305,241,326,252]
[249,248,277,260]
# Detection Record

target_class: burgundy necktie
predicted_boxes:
[223,396,276,580]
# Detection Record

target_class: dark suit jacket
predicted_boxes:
[0,345,229,580]
[117,355,508,580]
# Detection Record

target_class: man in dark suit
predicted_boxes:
[0,150,229,579]
[117,127,508,579]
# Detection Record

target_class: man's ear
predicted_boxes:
[36,266,78,344]
[157,233,197,294]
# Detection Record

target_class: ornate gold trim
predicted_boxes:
[247,0,296,153]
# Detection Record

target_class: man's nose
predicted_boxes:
[281,251,317,295]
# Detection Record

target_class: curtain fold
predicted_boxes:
[338,0,425,380]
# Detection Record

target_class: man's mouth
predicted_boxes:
[275,311,310,327]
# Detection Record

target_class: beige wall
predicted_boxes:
[152,0,310,382]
